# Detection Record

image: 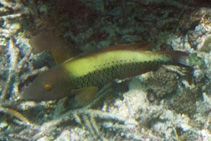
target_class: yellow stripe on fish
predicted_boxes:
[64,50,171,78]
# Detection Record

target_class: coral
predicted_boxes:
[1,0,211,140]
[178,9,204,35]
[168,88,198,116]
[199,36,211,52]
[143,67,179,99]
[0,105,30,124]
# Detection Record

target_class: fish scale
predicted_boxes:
[71,59,169,89]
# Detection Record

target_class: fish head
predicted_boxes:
[21,65,71,101]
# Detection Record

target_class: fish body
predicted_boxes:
[21,43,188,101]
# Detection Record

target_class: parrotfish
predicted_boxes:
[21,43,189,103]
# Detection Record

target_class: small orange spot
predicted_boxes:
[44,83,52,90]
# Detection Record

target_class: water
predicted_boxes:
[0,0,211,140]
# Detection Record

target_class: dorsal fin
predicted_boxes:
[102,42,151,52]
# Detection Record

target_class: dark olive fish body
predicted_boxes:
[21,43,188,101]
[72,59,167,89]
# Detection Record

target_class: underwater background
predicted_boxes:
[0,0,211,140]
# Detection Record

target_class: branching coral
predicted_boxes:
[0,1,49,140]
[0,0,211,140]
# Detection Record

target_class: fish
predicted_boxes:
[21,43,189,103]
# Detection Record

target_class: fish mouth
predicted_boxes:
[20,89,31,101]
[20,86,37,101]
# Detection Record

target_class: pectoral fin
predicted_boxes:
[71,86,99,106]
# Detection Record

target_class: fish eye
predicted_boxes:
[44,83,52,90]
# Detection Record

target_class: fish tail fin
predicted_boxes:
[162,51,194,84]
[164,51,190,67]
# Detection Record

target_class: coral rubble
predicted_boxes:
[0,0,211,140]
